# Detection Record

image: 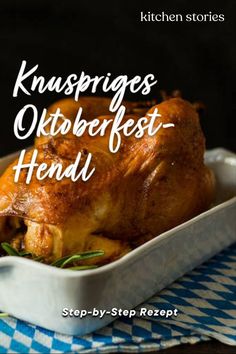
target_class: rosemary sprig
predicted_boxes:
[68,265,98,271]
[1,242,104,270]
[1,243,20,256]
[51,250,104,268]
[1,243,37,259]
[0,313,8,318]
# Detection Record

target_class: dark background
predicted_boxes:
[0,0,235,157]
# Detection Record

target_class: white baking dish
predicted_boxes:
[0,148,235,336]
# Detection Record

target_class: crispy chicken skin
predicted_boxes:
[0,97,215,264]
[35,96,154,146]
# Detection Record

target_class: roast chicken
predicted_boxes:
[0,97,215,265]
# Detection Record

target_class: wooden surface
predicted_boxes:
[125,340,236,353]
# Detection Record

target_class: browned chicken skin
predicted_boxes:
[0,97,215,265]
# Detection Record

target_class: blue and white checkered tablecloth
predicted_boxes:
[1,243,236,353]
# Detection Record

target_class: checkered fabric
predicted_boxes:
[1,243,236,353]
